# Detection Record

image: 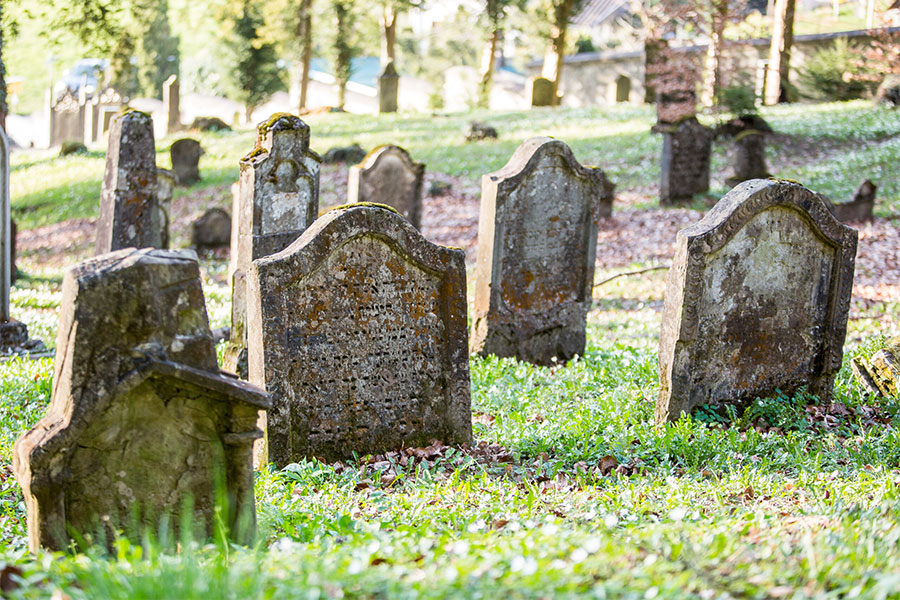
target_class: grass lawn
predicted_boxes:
[0,101,899,598]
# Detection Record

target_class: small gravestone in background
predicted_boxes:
[163,75,180,135]
[348,145,425,229]
[465,121,498,141]
[829,179,877,222]
[723,116,773,187]
[13,248,269,552]
[0,130,32,351]
[170,138,203,186]
[224,113,321,378]
[531,77,555,107]
[470,137,614,366]
[96,110,162,254]
[247,204,472,466]
[322,144,366,164]
[157,168,176,249]
[653,117,712,205]
[657,180,858,423]
[192,208,232,252]
[378,62,399,113]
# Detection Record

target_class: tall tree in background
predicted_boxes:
[132,0,179,98]
[222,0,284,120]
[764,0,794,104]
[331,0,359,110]
[478,0,521,108]
[539,0,586,106]
[261,0,314,112]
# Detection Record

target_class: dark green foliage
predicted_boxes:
[574,34,595,54]
[798,39,874,101]
[59,140,87,156]
[331,0,358,110]
[716,82,758,117]
[131,0,179,99]
[220,0,285,116]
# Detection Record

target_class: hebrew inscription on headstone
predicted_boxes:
[470,137,614,366]
[13,248,269,552]
[224,114,321,377]
[348,145,425,229]
[657,180,858,422]
[247,204,472,466]
[95,110,162,254]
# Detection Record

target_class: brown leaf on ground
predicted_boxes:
[0,564,23,593]
[598,455,619,475]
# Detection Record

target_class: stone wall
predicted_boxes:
[527,27,899,108]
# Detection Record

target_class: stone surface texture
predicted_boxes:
[726,130,770,187]
[247,204,472,466]
[13,248,268,552]
[96,110,162,254]
[170,138,203,185]
[655,117,712,205]
[225,114,321,377]
[852,337,899,398]
[531,77,555,106]
[348,145,425,229]
[470,137,614,366]
[163,75,180,135]
[829,179,876,222]
[657,180,858,422]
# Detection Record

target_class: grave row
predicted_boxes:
[11,112,858,552]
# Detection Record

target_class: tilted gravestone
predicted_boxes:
[657,180,858,422]
[96,110,163,254]
[470,137,614,366]
[170,138,203,185]
[378,61,399,113]
[224,114,321,378]
[247,204,472,466]
[348,145,425,229]
[13,248,269,552]
[852,337,899,398]
[653,117,712,205]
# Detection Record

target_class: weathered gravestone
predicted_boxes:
[157,168,176,249]
[163,75,181,135]
[348,145,425,229]
[657,180,858,422]
[247,204,472,466]
[829,179,877,222]
[470,137,614,366]
[170,138,203,185]
[852,337,900,398]
[725,130,771,187]
[653,117,713,205]
[0,129,29,350]
[224,114,321,378]
[192,207,232,252]
[13,248,269,552]
[531,77,555,107]
[378,61,399,113]
[96,110,163,254]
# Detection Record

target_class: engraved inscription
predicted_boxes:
[283,235,445,453]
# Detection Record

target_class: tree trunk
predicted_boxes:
[542,0,573,107]
[381,3,397,67]
[764,0,795,104]
[298,0,314,112]
[479,28,500,109]
[701,0,728,107]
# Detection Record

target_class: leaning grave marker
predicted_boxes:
[247,204,472,466]
[657,179,858,423]
[348,145,425,229]
[470,136,614,366]
[96,109,163,254]
[225,114,321,377]
[13,248,269,552]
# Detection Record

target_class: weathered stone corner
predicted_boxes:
[657,179,858,423]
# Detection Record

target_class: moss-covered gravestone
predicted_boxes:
[657,180,858,423]
[852,338,900,398]
[348,145,425,229]
[14,248,269,552]
[224,114,321,378]
[247,204,472,466]
[470,137,614,366]
[96,110,163,254]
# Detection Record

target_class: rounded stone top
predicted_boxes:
[257,113,309,138]
[116,107,153,122]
